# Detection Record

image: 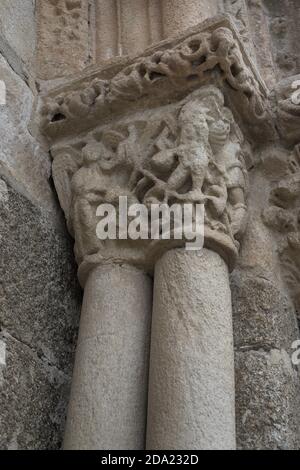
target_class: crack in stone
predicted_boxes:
[0,329,71,378]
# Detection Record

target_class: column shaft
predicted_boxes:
[147,248,236,450]
[119,0,150,55]
[162,0,219,38]
[64,264,152,450]
[95,0,119,60]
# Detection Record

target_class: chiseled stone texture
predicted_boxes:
[231,271,299,352]
[36,0,90,80]
[147,248,235,450]
[64,264,152,450]
[263,0,300,79]
[0,53,55,211]
[232,269,300,450]
[0,179,82,449]
[235,349,300,450]
[0,0,36,79]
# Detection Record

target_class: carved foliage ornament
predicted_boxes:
[51,86,248,284]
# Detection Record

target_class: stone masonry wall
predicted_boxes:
[0,1,82,449]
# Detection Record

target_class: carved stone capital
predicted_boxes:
[50,86,249,285]
[36,16,258,285]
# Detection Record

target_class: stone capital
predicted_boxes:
[36,16,266,285]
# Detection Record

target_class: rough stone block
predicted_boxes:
[0,53,54,211]
[0,0,36,77]
[235,349,300,450]
[0,179,81,373]
[231,271,299,352]
[0,334,71,450]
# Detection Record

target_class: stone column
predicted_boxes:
[95,0,119,60]
[146,248,236,450]
[36,0,90,80]
[64,264,152,450]
[119,0,150,55]
[162,0,219,38]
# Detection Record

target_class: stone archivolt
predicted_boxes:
[39,17,273,142]
[52,86,248,285]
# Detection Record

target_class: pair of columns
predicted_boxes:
[64,247,236,450]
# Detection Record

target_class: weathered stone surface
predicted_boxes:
[162,0,219,38]
[147,248,236,450]
[1,0,299,452]
[36,0,91,80]
[263,0,300,79]
[0,179,82,449]
[64,264,152,450]
[231,272,299,352]
[0,179,81,374]
[0,334,71,450]
[0,0,36,79]
[235,349,300,450]
[49,86,249,284]
[0,53,55,211]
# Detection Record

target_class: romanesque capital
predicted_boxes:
[36,16,266,285]
[51,86,249,285]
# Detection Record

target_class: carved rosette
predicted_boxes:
[37,17,260,285]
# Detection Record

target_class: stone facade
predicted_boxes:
[1,0,300,450]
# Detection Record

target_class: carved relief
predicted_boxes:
[40,19,272,142]
[51,86,248,284]
[263,144,300,315]
[276,75,300,145]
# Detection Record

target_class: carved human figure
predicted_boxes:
[70,131,133,262]
[206,110,248,241]
[140,98,212,205]
[133,89,248,245]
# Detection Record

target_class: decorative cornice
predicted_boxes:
[38,15,275,144]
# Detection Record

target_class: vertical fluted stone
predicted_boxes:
[146,248,236,450]
[95,0,119,60]
[119,0,150,55]
[64,264,152,450]
[162,0,219,38]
